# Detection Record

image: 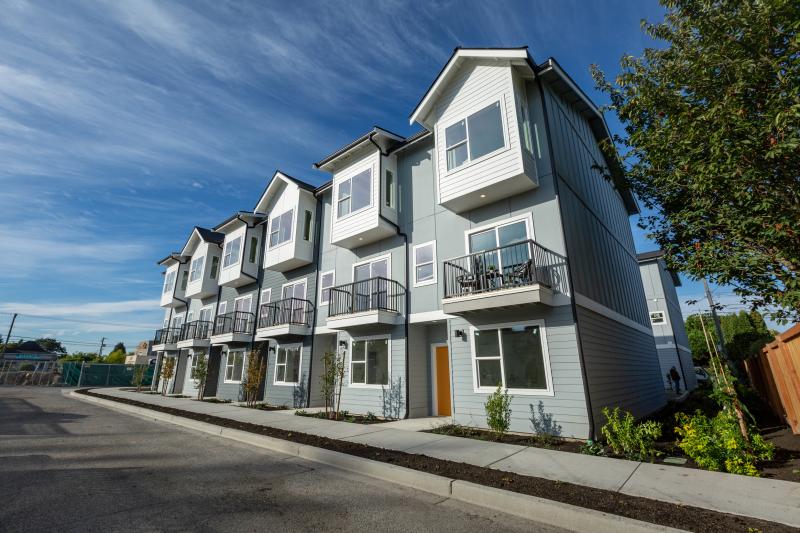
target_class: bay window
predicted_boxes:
[269,209,294,247]
[163,271,176,294]
[445,100,505,171]
[473,322,551,393]
[337,168,371,217]
[222,236,242,268]
[274,344,301,384]
[350,337,389,386]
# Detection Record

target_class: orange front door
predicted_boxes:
[435,346,451,416]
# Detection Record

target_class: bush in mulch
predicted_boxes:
[241,403,288,411]
[294,409,384,425]
[199,398,231,403]
[76,388,793,533]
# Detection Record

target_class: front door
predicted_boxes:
[435,345,451,416]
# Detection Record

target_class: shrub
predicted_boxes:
[675,409,774,476]
[132,365,147,392]
[160,357,175,396]
[485,386,512,437]
[600,407,661,461]
[580,439,605,456]
[242,349,265,408]
[191,353,208,401]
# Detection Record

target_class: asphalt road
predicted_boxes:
[0,387,567,533]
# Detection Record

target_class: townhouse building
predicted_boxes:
[151,47,668,439]
[637,250,697,394]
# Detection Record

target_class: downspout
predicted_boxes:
[306,194,325,408]
[250,220,268,400]
[235,214,259,284]
[369,132,411,420]
[535,72,596,440]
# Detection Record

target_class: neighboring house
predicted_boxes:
[151,46,668,439]
[637,250,697,393]
[124,341,155,365]
[1,341,59,362]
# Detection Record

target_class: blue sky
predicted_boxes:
[0,0,761,353]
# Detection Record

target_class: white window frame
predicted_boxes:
[442,96,510,175]
[650,311,668,326]
[318,270,336,306]
[198,306,213,323]
[273,342,302,386]
[189,255,205,283]
[261,288,272,304]
[281,279,307,300]
[463,213,534,254]
[302,209,313,242]
[335,166,373,220]
[469,319,554,396]
[163,270,176,294]
[222,235,243,270]
[348,334,391,389]
[351,253,391,281]
[217,301,228,315]
[412,240,437,287]
[234,294,253,313]
[187,311,194,323]
[268,209,294,249]
[223,350,246,383]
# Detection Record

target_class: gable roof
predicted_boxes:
[212,211,266,233]
[179,226,225,257]
[253,170,316,214]
[156,252,184,266]
[313,126,405,172]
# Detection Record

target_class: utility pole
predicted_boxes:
[98,337,107,359]
[1,313,18,354]
[703,278,729,362]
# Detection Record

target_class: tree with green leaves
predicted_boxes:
[34,338,67,355]
[685,310,773,363]
[104,349,126,364]
[592,0,800,323]
[112,342,126,353]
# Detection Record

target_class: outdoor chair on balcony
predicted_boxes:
[507,259,533,286]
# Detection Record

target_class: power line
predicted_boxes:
[0,312,156,330]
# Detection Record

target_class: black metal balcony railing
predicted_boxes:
[180,320,213,341]
[443,240,567,299]
[329,277,404,318]
[258,298,313,329]
[213,311,254,336]
[153,327,182,345]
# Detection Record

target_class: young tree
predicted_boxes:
[320,351,346,420]
[592,0,800,323]
[132,365,147,392]
[191,352,209,401]
[160,357,175,396]
[242,348,265,408]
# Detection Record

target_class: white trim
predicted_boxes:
[469,319,554,396]
[441,96,510,176]
[430,342,449,416]
[223,350,246,383]
[352,253,391,281]
[574,293,653,336]
[461,213,535,261]
[199,305,214,322]
[221,234,243,270]
[412,240,438,287]
[281,278,308,300]
[649,310,668,326]
[188,254,205,283]
[334,166,373,221]
[655,342,693,355]
[348,334,391,389]
[268,208,295,250]
[318,270,335,306]
[217,301,228,315]
[409,310,454,324]
[260,288,272,304]
[273,342,302,386]
[234,294,253,313]
[677,344,692,354]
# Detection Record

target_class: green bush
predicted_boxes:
[674,409,774,476]
[600,407,661,461]
[485,386,512,437]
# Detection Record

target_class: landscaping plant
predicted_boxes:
[160,357,175,396]
[320,350,345,420]
[191,353,208,401]
[600,407,661,461]
[484,385,512,438]
[132,365,146,392]
[242,349,265,408]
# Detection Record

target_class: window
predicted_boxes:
[191,350,207,379]
[198,307,212,323]
[274,344,301,384]
[269,209,294,247]
[466,217,531,280]
[163,271,176,294]
[650,311,667,325]
[180,270,188,291]
[413,241,436,286]
[209,256,219,279]
[472,322,551,393]
[189,256,205,282]
[187,311,194,322]
[261,288,271,304]
[235,295,252,313]
[520,104,534,156]
[222,236,242,268]
[337,168,371,217]
[445,100,505,170]
[249,236,258,263]
[303,210,313,241]
[350,337,389,386]
[217,301,227,315]
[319,271,335,305]
[353,256,389,312]
[385,169,395,208]
[224,351,245,382]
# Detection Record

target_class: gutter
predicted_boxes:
[369,132,411,420]
[234,214,259,284]
[306,194,325,408]
[535,72,596,440]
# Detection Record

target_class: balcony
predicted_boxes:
[327,277,404,329]
[177,320,213,349]
[210,311,254,344]
[255,298,313,339]
[152,327,181,351]
[442,240,567,314]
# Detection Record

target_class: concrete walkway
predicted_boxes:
[94,388,800,528]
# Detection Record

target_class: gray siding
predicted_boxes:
[262,336,313,408]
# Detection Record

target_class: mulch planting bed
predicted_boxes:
[427,424,584,452]
[295,410,384,424]
[241,403,289,411]
[77,389,794,533]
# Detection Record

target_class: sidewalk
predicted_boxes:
[93,388,800,528]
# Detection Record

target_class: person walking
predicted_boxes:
[669,366,682,394]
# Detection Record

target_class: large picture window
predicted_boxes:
[472,322,551,394]
[445,100,505,171]
[222,236,242,268]
[274,344,301,385]
[269,209,294,248]
[224,351,245,382]
[189,256,204,282]
[337,168,371,218]
[350,337,389,386]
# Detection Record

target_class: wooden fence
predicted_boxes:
[744,323,800,434]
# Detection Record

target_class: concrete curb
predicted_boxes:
[70,391,683,533]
